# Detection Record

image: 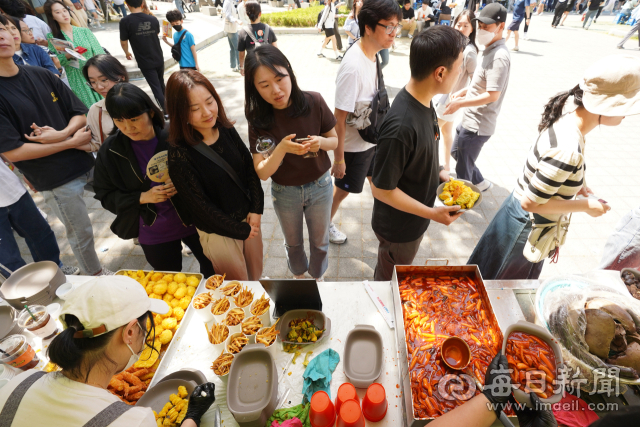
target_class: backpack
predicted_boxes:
[171,30,188,62]
[243,24,271,47]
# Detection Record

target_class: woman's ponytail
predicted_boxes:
[538,84,584,133]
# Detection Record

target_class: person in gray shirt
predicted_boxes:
[442,3,510,192]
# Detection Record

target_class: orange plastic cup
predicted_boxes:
[362,383,388,422]
[336,399,365,427]
[335,383,359,414]
[310,390,336,427]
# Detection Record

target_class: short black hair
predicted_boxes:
[358,0,402,38]
[410,25,466,81]
[0,0,27,18]
[245,1,261,22]
[105,83,165,134]
[404,0,411,4]
[83,54,129,85]
[125,0,143,8]
[0,14,7,26]
[166,9,182,22]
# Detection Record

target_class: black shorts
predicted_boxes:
[507,19,524,31]
[334,147,375,193]
[324,27,335,37]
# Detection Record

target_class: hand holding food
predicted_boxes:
[505,332,556,399]
[482,354,512,406]
[184,383,216,427]
[439,180,480,210]
[512,392,558,427]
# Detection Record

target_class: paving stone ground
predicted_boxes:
[19,11,640,281]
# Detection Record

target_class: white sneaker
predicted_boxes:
[408,34,413,39]
[60,265,80,275]
[329,223,347,244]
[476,180,493,192]
[96,267,115,276]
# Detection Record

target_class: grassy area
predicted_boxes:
[261,4,349,27]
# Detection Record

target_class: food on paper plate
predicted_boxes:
[287,318,323,343]
[210,323,229,345]
[251,293,270,316]
[256,320,280,347]
[220,281,241,297]
[155,386,190,426]
[233,286,254,308]
[211,352,234,376]
[241,316,263,336]
[192,293,212,310]
[205,274,226,290]
[224,308,245,327]
[439,180,480,209]
[227,335,249,354]
[211,297,230,315]
[505,332,556,399]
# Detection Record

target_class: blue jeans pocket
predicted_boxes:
[271,181,285,193]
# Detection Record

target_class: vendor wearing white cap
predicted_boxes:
[0,276,216,427]
[468,54,640,281]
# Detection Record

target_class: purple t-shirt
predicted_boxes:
[130,137,196,245]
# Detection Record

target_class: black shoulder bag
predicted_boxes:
[171,30,188,62]
[193,142,251,201]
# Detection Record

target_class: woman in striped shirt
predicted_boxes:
[467,54,640,280]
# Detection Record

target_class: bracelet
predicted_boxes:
[334,159,345,165]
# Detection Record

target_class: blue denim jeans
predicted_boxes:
[174,0,184,14]
[42,173,102,275]
[467,192,544,280]
[379,48,389,70]
[0,192,62,278]
[451,125,491,185]
[599,207,640,270]
[113,3,127,16]
[227,32,239,69]
[271,170,333,278]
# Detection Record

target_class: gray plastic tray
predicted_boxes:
[227,344,278,427]
[157,368,207,386]
[277,309,331,346]
[135,378,197,411]
[344,324,383,388]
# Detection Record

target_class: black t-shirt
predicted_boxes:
[119,13,163,69]
[402,7,415,19]
[238,23,277,52]
[588,0,603,9]
[0,66,93,192]
[371,88,439,243]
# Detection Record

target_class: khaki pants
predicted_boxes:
[197,228,263,281]
[401,20,416,35]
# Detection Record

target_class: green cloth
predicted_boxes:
[266,403,310,427]
[47,26,104,108]
[302,348,340,403]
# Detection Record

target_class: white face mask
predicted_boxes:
[121,322,144,373]
[476,28,496,46]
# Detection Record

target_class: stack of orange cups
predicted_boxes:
[335,383,359,414]
[362,383,388,422]
[309,391,336,427]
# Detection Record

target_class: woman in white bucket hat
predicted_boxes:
[468,54,640,281]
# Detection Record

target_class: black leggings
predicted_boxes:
[552,2,567,26]
[140,233,215,277]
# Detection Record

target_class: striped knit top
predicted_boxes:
[514,114,585,223]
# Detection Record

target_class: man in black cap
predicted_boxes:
[442,3,511,193]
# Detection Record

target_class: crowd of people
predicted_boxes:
[1,0,640,287]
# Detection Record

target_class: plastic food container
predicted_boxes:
[362,383,388,422]
[278,309,331,346]
[17,305,59,340]
[55,282,76,300]
[0,335,40,371]
[227,344,278,427]
[343,324,383,388]
[135,379,197,410]
[433,178,483,213]
[309,390,336,427]
[0,305,23,340]
[501,320,563,407]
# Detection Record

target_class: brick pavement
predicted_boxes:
[20,12,640,281]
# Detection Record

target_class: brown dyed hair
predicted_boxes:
[166,70,235,147]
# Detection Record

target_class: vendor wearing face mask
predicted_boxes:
[0,276,216,427]
[441,3,510,194]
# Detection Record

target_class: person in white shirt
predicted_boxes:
[237,0,251,26]
[343,0,362,45]
[223,0,240,71]
[416,2,434,32]
[317,0,342,60]
[329,0,401,244]
[0,275,217,426]
[84,0,103,28]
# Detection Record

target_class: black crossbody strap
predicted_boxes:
[83,402,133,427]
[193,142,251,201]
[178,30,188,45]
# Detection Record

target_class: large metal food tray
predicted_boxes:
[390,265,504,426]
[114,270,204,389]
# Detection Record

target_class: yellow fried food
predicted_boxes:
[167,282,178,295]
[174,287,186,299]
[133,340,161,368]
[154,325,164,337]
[440,180,480,210]
[162,317,178,330]
[162,274,174,283]
[153,283,168,295]
[162,293,173,303]
[179,297,190,310]
[154,314,163,325]
[186,276,199,287]
[159,329,173,345]
[162,307,173,318]
[170,299,180,308]
[159,402,172,417]
[178,386,188,399]
[172,307,185,321]
[151,272,163,281]
[174,273,187,284]
[149,293,162,300]
[146,284,154,295]
[187,286,196,297]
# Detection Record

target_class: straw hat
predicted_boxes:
[579,54,640,117]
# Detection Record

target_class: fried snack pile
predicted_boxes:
[154,386,190,427]
[227,335,248,354]
[205,274,225,290]
[209,323,229,345]
[400,275,503,419]
[220,281,241,296]
[251,293,270,316]
[439,180,480,209]
[256,320,280,347]
[192,292,212,310]
[107,350,161,405]
[224,308,244,327]
[506,332,557,399]
[286,318,323,343]
[241,316,263,336]
[211,297,230,315]
[234,286,254,308]
[211,352,234,376]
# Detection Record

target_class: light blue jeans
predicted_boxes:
[227,32,239,69]
[271,170,333,279]
[379,48,389,70]
[174,0,184,14]
[42,173,102,275]
[599,207,640,270]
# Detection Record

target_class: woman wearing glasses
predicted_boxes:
[82,55,129,153]
[5,16,59,76]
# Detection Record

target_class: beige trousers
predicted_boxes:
[197,228,263,281]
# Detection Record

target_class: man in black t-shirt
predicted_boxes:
[399,0,416,37]
[237,2,278,75]
[0,17,109,276]
[120,0,166,112]
[370,26,466,281]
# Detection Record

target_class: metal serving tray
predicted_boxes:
[390,265,504,426]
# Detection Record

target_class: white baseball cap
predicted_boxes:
[580,54,640,117]
[59,276,170,338]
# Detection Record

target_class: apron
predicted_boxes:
[0,371,134,427]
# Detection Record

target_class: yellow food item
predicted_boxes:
[174,287,186,299]
[439,180,480,210]
[178,386,188,399]
[162,307,173,318]
[152,272,163,281]
[162,274,174,283]
[159,329,173,344]
[174,273,187,284]
[187,286,196,296]
[148,293,161,300]
[173,307,185,321]
[140,278,149,287]
[162,293,173,303]
[159,402,172,417]
[153,283,168,296]
[177,403,188,424]
[154,325,164,337]
[156,420,163,427]
[154,314,163,325]
[186,276,199,287]
[145,284,154,295]
[170,299,180,308]
[167,282,178,295]
[134,340,161,368]
[162,317,178,330]
[179,297,190,310]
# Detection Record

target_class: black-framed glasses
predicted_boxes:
[376,23,402,35]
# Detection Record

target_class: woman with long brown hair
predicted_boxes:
[166,70,264,281]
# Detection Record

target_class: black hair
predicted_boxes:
[358,0,402,37]
[0,14,7,26]
[410,25,466,81]
[82,54,130,85]
[43,0,70,40]
[166,9,182,22]
[245,1,261,22]
[538,85,583,133]
[5,14,20,32]
[0,0,28,18]
[404,0,411,4]
[105,83,165,134]
[125,0,143,8]
[453,9,477,53]
[244,44,310,131]
[47,311,156,383]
